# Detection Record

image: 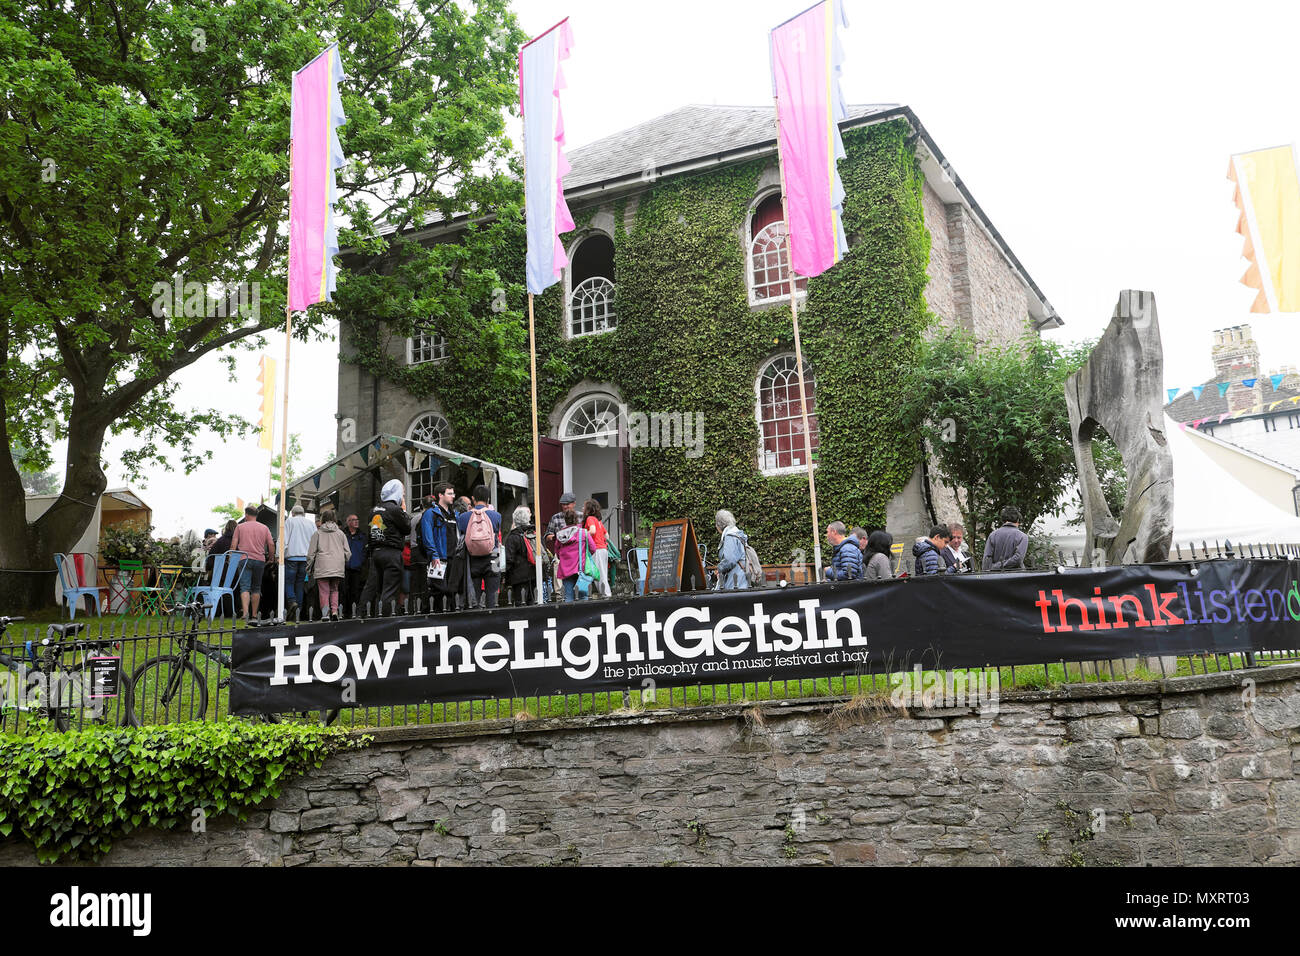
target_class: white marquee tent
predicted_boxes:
[1040,415,1300,556]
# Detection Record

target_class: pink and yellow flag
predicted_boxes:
[770,0,849,279]
[1228,144,1300,313]
[288,44,347,312]
[519,18,575,295]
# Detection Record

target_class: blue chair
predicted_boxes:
[55,552,102,620]
[631,547,649,596]
[192,551,246,620]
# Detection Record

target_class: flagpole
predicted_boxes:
[279,134,294,623]
[528,293,544,605]
[773,95,824,583]
[521,87,545,607]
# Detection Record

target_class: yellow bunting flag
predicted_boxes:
[256,356,277,451]
[1229,145,1300,312]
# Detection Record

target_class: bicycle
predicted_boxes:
[0,615,138,732]
[124,601,338,726]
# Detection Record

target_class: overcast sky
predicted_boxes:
[83,0,1300,535]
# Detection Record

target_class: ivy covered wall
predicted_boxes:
[341,119,933,562]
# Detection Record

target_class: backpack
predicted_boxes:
[367,507,386,546]
[465,508,496,557]
[743,543,764,587]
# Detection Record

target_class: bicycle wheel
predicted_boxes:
[0,654,49,734]
[128,656,208,724]
[51,665,137,732]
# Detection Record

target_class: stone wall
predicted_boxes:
[5,666,1298,867]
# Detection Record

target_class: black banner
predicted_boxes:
[230,560,1300,713]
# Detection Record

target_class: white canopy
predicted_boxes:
[1040,414,1300,555]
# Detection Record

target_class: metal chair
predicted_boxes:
[631,547,649,596]
[54,552,103,620]
[111,559,146,614]
[130,564,185,615]
[191,551,245,620]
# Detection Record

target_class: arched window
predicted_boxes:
[406,413,451,503]
[560,393,620,442]
[568,234,616,337]
[756,354,818,474]
[748,194,807,304]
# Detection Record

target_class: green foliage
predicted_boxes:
[99,521,157,565]
[11,444,57,495]
[909,329,1090,549]
[345,121,932,561]
[0,0,525,565]
[0,722,367,863]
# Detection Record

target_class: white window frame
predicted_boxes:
[405,413,452,504]
[406,329,449,365]
[565,232,617,340]
[569,276,617,338]
[754,354,818,476]
[745,190,808,308]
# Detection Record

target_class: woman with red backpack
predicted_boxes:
[503,506,538,606]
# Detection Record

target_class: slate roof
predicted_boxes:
[1165,370,1300,423]
[564,103,900,193]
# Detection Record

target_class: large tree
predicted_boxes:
[0,0,525,605]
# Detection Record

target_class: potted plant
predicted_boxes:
[100,522,156,612]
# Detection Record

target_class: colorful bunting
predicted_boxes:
[1271,373,1285,390]
[1191,385,1204,399]
[1244,378,1258,388]
[1218,382,1231,397]
[1167,388,1180,402]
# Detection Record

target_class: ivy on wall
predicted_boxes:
[342,120,932,561]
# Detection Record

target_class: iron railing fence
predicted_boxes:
[2,550,1298,732]
[1051,540,1300,568]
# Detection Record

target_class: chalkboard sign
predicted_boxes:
[645,519,708,593]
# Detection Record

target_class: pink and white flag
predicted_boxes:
[288,44,347,311]
[770,0,849,279]
[519,18,575,295]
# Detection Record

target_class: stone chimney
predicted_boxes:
[1212,325,1261,414]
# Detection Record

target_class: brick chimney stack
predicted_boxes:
[1211,324,1261,414]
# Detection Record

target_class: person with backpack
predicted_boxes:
[553,510,594,602]
[358,479,411,615]
[714,509,752,590]
[825,521,863,581]
[503,506,538,606]
[581,499,612,598]
[456,484,503,609]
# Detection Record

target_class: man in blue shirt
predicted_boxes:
[456,485,502,609]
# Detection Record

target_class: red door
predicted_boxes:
[539,437,564,527]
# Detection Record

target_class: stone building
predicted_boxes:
[335,104,1061,554]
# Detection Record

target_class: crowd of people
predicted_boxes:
[712,505,1030,590]
[194,489,1032,619]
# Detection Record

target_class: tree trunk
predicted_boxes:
[0,393,109,611]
